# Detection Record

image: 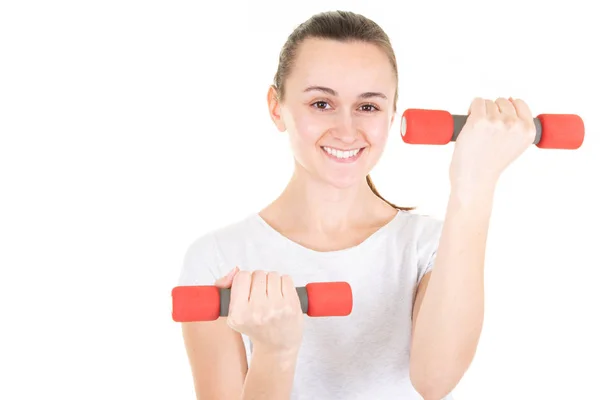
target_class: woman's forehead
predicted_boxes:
[288,39,396,95]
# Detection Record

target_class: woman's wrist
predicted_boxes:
[251,342,300,369]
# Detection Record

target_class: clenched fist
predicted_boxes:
[215,267,304,354]
[450,97,536,191]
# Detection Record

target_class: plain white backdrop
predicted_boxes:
[1,0,599,399]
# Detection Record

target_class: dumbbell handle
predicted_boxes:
[217,287,309,317]
[403,113,546,144]
[448,115,544,144]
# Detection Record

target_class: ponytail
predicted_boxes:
[366,174,414,211]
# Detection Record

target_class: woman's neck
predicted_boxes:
[259,169,397,236]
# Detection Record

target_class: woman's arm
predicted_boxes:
[182,319,248,400]
[409,186,493,400]
[409,97,536,399]
[241,344,300,399]
[182,269,302,400]
[182,320,300,400]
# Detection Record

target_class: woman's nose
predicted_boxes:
[330,112,358,143]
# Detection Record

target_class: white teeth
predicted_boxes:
[323,146,361,159]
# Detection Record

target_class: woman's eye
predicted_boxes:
[312,101,330,110]
[360,104,378,112]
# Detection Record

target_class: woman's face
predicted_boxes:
[268,38,397,189]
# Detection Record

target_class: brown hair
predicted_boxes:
[272,10,413,211]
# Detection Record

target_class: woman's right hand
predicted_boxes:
[215,267,304,355]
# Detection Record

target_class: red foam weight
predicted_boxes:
[401,109,454,144]
[305,281,353,317]
[172,285,220,322]
[536,114,585,149]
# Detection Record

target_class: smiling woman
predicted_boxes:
[178,10,473,400]
[270,29,413,211]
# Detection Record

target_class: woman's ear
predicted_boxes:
[267,85,286,132]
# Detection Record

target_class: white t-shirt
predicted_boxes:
[178,210,455,400]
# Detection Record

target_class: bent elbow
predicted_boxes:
[409,368,455,400]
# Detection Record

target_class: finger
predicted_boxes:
[468,97,486,117]
[510,97,534,121]
[495,97,516,116]
[266,271,282,299]
[485,99,500,118]
[249,270,267,300]
[281,274,298,301]
[229,270,251,310]
[214,266,239,288]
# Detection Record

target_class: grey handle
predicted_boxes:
[448,115,543,145]
[218,287,308,316]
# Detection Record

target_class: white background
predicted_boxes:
[1,1,599,399]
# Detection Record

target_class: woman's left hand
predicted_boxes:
[449,97,536,192]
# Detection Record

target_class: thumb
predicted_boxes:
[214,266,239,288]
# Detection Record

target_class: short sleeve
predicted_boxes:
[177,232,224,286]
[416,216,444,284]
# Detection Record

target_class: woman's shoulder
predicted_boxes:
[399,211,444,229]
[178,213,263,285]
[186,213,263,251]
[396,210,444,235]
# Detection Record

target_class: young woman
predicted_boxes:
[178,10,536,400]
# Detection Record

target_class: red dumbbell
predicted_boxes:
[400,109,585,149]
[172,281,353,322]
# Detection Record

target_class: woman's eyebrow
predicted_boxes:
[303,86,387,99]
